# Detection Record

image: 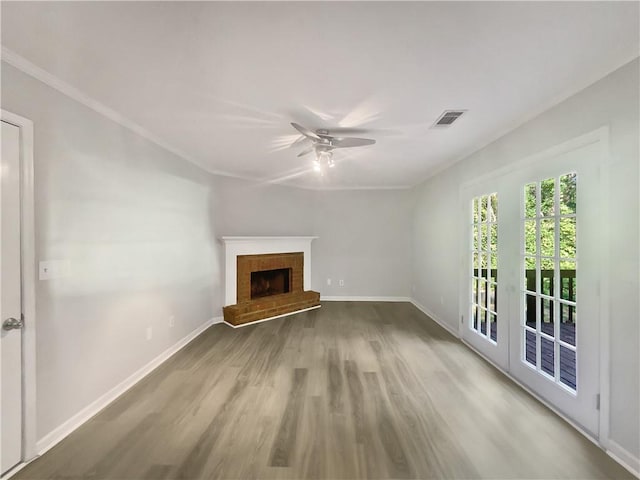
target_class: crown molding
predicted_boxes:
[2,46,414,193]
[305,184,412,191]
[1,46,259,182]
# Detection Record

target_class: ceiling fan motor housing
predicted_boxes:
[315,144,333,153]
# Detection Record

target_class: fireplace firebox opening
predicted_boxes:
[251,268,291,299]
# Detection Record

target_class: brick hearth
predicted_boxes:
[223,251,320,326]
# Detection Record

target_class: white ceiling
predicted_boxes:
[2,2,638,189]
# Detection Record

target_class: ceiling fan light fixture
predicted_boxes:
[290,122,374,176]
[313,149,333,174]
[316,149,332,161]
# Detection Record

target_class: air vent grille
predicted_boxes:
[432,110,466,128]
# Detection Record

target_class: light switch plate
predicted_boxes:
[39,260,71,280]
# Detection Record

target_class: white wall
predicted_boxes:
[2,63,222,440]
[411,58,639,463]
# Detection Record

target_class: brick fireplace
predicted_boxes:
[237,252,301,302]
[221,237,320,326]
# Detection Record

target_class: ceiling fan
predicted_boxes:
[290,122,376,172]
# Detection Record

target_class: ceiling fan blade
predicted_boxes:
[325,127,372,135]
[291,122,321,141]
[329,127,403,137]
[297,146,314,157]
[290,135,310,148]
[331,137,376,148]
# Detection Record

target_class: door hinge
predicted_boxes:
[596,394,600,410]
[461,315,464,324]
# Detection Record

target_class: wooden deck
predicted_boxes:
[525,322,576,389]
[478,321,576,389]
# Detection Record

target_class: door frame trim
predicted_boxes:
[1,110,37,464]
[593,128,614,456]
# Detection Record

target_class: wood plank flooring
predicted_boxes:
[15,302,632,479]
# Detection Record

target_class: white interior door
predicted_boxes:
[460,138,603,437]
[1,120,23,475]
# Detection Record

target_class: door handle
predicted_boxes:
[2,317,23,331]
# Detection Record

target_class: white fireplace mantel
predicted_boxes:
[220,236,318,306]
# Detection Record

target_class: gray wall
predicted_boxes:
[211,176,315,237]
[411,59,639,460]
[2,61,412,443]
[2,64,220,439]
[208,176,318,309]
[312,189,412,298]
[210,180,413,298]
[4,52,636,466]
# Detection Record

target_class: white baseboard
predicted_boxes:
[35,316,221,455]
[321,296,411,302]
[222,305,321,329]
[605,439,640,478]
[409,298,459,337]
[1,459,29,480]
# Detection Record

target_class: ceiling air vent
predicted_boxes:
[432,110,466,128]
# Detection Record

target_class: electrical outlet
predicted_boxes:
[169,316,175,328]
[146,326,152,341]
[327,278,332,286]
[339,279,344,287]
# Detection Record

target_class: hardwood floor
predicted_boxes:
[16,302,632,479]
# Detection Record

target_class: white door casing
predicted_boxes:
[0,110,37,474]
[1,121,23,474]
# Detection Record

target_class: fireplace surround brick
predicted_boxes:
[223,251,320,326]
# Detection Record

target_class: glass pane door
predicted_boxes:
[521,173,577,392]
[461,182,508,371]
[471,193,498,343]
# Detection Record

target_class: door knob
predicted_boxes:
[2,317,23,331]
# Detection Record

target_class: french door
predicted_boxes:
[460,138,603,436]
[460,180,510,371]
